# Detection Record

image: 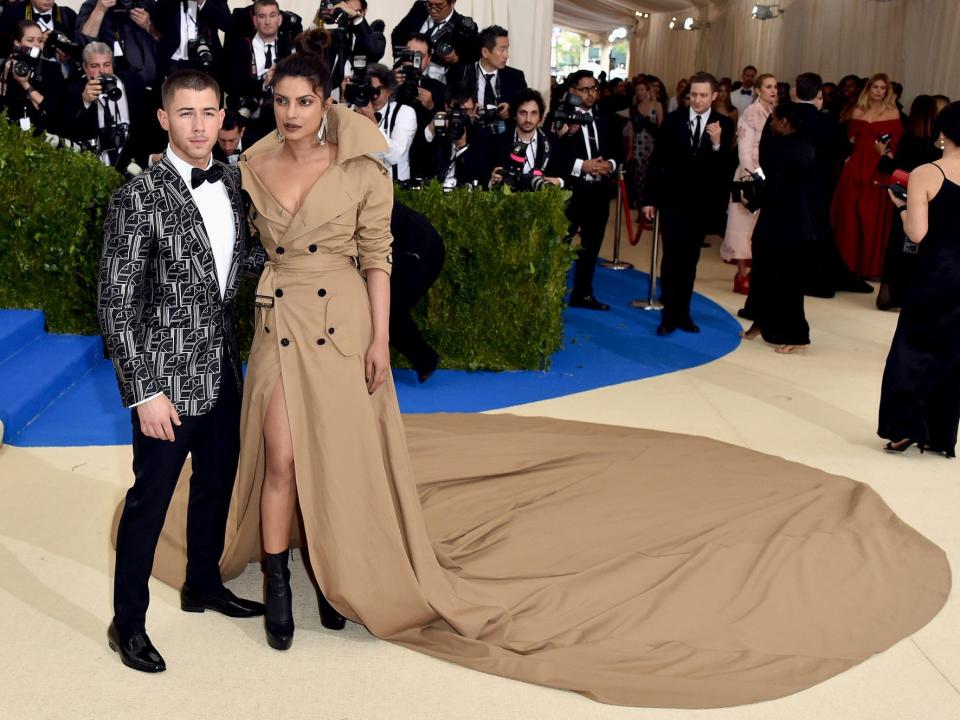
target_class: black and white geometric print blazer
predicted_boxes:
[97,154,266,416]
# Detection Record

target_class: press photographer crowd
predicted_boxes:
[2,0,959,450]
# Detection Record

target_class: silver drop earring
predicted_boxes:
[317,113,329,146]
[276,129,284,142]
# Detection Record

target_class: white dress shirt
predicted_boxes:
[731,86,755,114]
[570,109,617,181]
[376,101,418,181]
[171,0,201,62]
[251,33,276,79]
[476,61,499,108]
[689,107,720,151]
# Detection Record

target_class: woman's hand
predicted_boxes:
[364,338,390,395]
[875,138,891,156]
[887,188,906,209]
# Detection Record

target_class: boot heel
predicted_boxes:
[318,590,346,631]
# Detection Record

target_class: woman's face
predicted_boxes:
[717,84,730,103]
[273,76,328,142]
[759,77,778,105]
[649,80,661,97]
[16,27,44,49]
[677,79,689,94]
[634,83,649,103]
[679,93,691,109]
[869,80,888,103]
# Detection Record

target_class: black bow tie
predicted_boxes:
[191,164,224,189]
[740,88,752,95]
[37,12,52,22]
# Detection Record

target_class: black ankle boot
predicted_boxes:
[262,550,294,651]
[317,588,346,630]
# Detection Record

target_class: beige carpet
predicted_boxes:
[1,218,958,719]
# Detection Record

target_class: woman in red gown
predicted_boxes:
[831,73,904,278]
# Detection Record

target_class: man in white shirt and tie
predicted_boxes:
[351,63,418,181]
[490,89,565,190]
[731,64,758,114]
[390,0,479,84]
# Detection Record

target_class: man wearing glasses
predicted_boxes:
[390,0,479,83]
[557,70,619,311]
[350,63,418,181]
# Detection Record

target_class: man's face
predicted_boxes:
[253,3,282,37]
[425,0,453,22]
[218,126,244,155]
[515,100,540,134]
[370,77,390,111]
[406,39,430,70]
[482,36,508,71]
[688,81,716,114]
[459,98,477,119]
[842,78,858,98]
[83,52,113,80]
[741,68,757,88]
[33,0,55,12]
[571,76,599,109]
[158,88,224,165]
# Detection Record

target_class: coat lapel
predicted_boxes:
[279,163,357,244]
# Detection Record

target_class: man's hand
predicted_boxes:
[706,121,722,146]
[417,86,434,110]
[136,394,181,442]
[582,157,611,175]
[356,101,376,121]
[83,77,102,104]
[263,67,275,86]
[497,102,510,120]
[364,338,390,394]
[334,1,358,19]
[129,7,153,32]
[642,205,657,221]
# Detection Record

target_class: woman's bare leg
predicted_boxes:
[261,376,297,554]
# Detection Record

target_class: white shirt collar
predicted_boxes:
[689,107,709,123]
[165,144,214,185]
[478,60,499,77]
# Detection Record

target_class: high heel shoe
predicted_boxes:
[317,589,347,630]
[884,439,915,453]
[263,550,294,651]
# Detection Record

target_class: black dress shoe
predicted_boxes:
[656,322,675,336]
[837,277,874,294]
[678,319,701,333]
[181,584,265,618]
[416,351,440,384]
[317,589,347,630]
[569,295,610,311]
[108,622,166,673]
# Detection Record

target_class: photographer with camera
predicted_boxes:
[422,88,488,188]
[154,0,230,81]
[213,108,245,164]
[391,0,478,84]
[320,0,385,102]
[348,61,418,181]
[393,33,444,178]
[222,0,290,144]
[1,19,64,133]
[78,0,160,89]
[449,25,525,124]
[0,0,78,59]
[490,88,566,191]
[62,40,147,169]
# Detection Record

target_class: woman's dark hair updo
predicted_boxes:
[270,29,333,99]
[934,101,960,147]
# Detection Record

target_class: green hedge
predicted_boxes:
[0,121,575,371]
[0,118,124,334]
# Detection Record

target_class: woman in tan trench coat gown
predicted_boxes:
[143,44,952,708]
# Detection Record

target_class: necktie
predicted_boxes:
[101,99,114,127]
[264,44,273,70]
[375,111,383,124]
[37,12,52,23]
[483,72,496,106]
[191,164,224,189]
[586,118,599,157]
[691,114,702,148]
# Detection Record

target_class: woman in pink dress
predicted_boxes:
[830,73,904,278]
[721,73,778,294]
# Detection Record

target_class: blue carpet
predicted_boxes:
[5,265,741,447]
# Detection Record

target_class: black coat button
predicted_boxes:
[309,244,318,253]
[328,327,335,334]
[317,338,326,345]
[276,246,285,255]
[275,289,284,298]
[281,338,290,347]
[318,288,327,297]
[265,326,271,333]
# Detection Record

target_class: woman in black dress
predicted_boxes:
[876,94,950,310]
[880,101,960,457]
[740,103,816,353]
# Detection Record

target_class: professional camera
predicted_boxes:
[475,104,506,135]
[393,48,423,106]
[343,55,374,107]
[11,45,41,79]
[113,0,144,13]
[319,0,350,26]
[98,73,124,102]
[98,121,130,153]
[433,109,468,142]
[236,94,265,120]
[43,31,84,63]
[500,140,548,192]
[188,37,214,71]
[551,91,583,127]
[397,177,426,191]
[277,10,303,44]
[432,15,477,60]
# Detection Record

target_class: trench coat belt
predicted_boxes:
[255,255,359,308]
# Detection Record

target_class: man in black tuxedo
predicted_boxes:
[423,90,490,187]
[489,88,568,190]
[643,71,735,334]
[222,0,291,144]
[448,25,526,121]
[321,0,385,102]
[390,0,478,84]
[790,72,873,297]
[0,0,77,57]
[155,0,231,82]
[78,0,162,90]
[559,70,620,311]
[98,70,265,674]
[394,32,445,179]
[213,108,245,164]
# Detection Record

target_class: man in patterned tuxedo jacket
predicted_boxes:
[97,69,266,674]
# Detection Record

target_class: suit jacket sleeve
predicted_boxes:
[98,181,165,407]
[356,160,394,276]
[353,18,385,63]
[221,33,260,98]
[390,4,423,50]
[199,0,231,34]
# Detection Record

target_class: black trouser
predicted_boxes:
[659,210,708,326]
[113,369,241,636]
[391,254,443,373]
[566,180,612,300]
